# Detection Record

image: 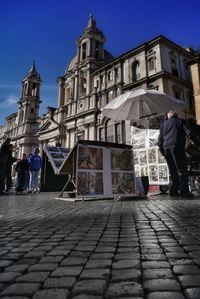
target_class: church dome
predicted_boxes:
[65,55,78,73]
[65,49,114,74]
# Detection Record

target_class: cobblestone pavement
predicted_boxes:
[1,192,200,298]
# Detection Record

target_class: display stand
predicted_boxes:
[56,140,143,201]
[40,146,70,192]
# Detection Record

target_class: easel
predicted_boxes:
[57,174,76,198]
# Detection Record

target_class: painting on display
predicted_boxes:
[77,172,103,196]
[158,165,169,182]
[139,150,147,166]
[78,146,103,170]
[148,148,157,164]
[112,172,135,194]
[149,129,159,147]
[132,127,146,149]
[141,166,148,177]
[111,149,133,171]
[149,165,159,183]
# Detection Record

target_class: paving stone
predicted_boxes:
[142,261,170,269]
[1,283,40,296]
[61,257,87,266]
[144,279,181,292]
[80,268,110,280]
[4,264,30,273]
[16,271,50,282]
[51,266,83,277]
[1,297,29,299]
[184,287,200,299]
[142,254,167,261]
[178,275,200,288]
[39,256,64,263]
[43,277,76,289]
[173,265,200,275]
[0,272,20,282]
[95,246,115,253]
[111,268,141,281]
[147,291,185,299]
[143,269,174,280]
[112,259,140,269]
[85,259,112,268]
[0,260,14,267]
[105,281,143,298]
[114,253,140,260]
[32,289,69,299]
[46,249,71,256]
[28,263,57,271]
[72,279,107,296]
[90,253,114,259]
[72,295,103,299]
[169,259,194,266]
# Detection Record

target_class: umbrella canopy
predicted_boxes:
[102,88,185,121]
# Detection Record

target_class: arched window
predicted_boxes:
[172,85,181,99]
[82,42,87,60]
[106,120,114,142]
[132,60,140,81]
[108,71,113,81]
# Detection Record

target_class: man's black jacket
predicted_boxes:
[158,116,192,155]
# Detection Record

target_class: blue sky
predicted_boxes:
[0,0,200,125]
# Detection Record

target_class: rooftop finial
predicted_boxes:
[88,14,96,27]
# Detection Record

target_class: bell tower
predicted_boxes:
[77,15,105,65]
[18,62,41,125]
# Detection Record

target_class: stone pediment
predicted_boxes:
[39,119,59,133]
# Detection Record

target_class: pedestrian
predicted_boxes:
[158,110,197,197]
[15,153,30,193]
[28,148,42,193]
[0,138,11,194]
[5,143,17,193]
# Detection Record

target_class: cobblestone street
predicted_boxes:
[1,193,200,298]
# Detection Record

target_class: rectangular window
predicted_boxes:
[148,57,154,71]
[99,128,105,141]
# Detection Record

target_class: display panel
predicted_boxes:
[112,172,135,194]
[132,126,169,185]
[111,149,133,171]
[77,172,103,196]
[78,146,103,170]
[44,146,70,173]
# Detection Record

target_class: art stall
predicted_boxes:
[40,145,71,192]
[131,115,169,192]
[56,140,141,201]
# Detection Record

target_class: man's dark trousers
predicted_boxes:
[165,147,190,195]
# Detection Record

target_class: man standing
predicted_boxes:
[158,111,195,197]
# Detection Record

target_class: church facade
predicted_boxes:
[0,16,196,157]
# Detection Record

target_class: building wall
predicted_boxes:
[0,29,196,155]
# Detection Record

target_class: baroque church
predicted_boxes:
[0,16,197,158]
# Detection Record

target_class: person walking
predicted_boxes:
[0,138,11,194]
[158,111,197,197]
[15,153,30,193]
[5,144,17,192]
[28,148,42,193]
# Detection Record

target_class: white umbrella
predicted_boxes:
[102,88,185,121]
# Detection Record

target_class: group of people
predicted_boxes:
[0,139,42,195]
[158,110,200,197]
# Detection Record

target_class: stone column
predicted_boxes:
[58,78,65,107]
[190,57,200,124]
